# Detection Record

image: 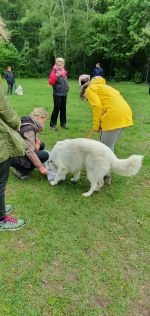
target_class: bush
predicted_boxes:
[134,71,143,83]
[0,42,20,75]
[113,68,129,82]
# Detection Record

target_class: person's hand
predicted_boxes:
[38,165,48,175]
[56,70,62,77]
[87,129,95,139]
[87,129,100,138]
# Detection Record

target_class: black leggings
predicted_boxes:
[50,95,67,127]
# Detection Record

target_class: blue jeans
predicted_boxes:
[0,159,11,217]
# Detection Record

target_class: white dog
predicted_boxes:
[47,138,143,197]
[15,85,23,96]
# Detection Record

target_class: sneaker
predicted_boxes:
[5,204,13,214]
[0,215,25,231]
[13,170,30,180]
[50,126,59,131]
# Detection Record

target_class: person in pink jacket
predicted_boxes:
[48,57,69,130]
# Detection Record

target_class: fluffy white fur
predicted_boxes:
[47,138,143,197]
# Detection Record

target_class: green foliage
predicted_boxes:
[0,0,150,79]
[113,68,129,82]
[134,71,143,83]
[18,41,33,77]
[86,0,150,79]
[0,42,20,74]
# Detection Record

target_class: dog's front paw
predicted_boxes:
[50,180,57,186]
[82,192,91,197]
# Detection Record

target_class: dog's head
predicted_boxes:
[45,152,57,172]
[45,159,55,171]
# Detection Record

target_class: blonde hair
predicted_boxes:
[55,57,65,65]
[0,17,9,41]
[31,107,48,118]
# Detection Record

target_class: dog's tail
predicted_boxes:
[111,154,144,177]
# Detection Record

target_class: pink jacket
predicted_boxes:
[48,65,67,86]
[48,65,69,96]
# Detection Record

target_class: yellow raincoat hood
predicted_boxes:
[90,77,106,86]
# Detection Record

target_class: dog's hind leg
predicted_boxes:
[71,171,80,182]
[82,176,105,197]
[95,179,104,191]
[50,165,68,185]
[82,160,109,197]
[82,180,100,197]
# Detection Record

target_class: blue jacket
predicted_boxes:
[5,71,15,84]
[93,67,103,77]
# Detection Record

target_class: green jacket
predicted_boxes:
[0,87,25,163]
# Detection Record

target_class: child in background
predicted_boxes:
[5,65,15,95]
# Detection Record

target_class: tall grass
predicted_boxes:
[0,79,149,316]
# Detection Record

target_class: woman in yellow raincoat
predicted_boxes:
[80,77,133,184]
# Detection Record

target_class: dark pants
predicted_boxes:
[11,143,49,176]
[50,95,67,127]
[0,159,11,218]
[7,82,13,95]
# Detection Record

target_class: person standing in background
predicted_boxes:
[93,63,104,78]
[5,65,15,95]
[49,57,69,130]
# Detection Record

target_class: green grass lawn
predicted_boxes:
[0,79,150,316]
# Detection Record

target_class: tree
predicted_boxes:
[0,42,20,75]
[0,0,149,79]
[85,0,150,79]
